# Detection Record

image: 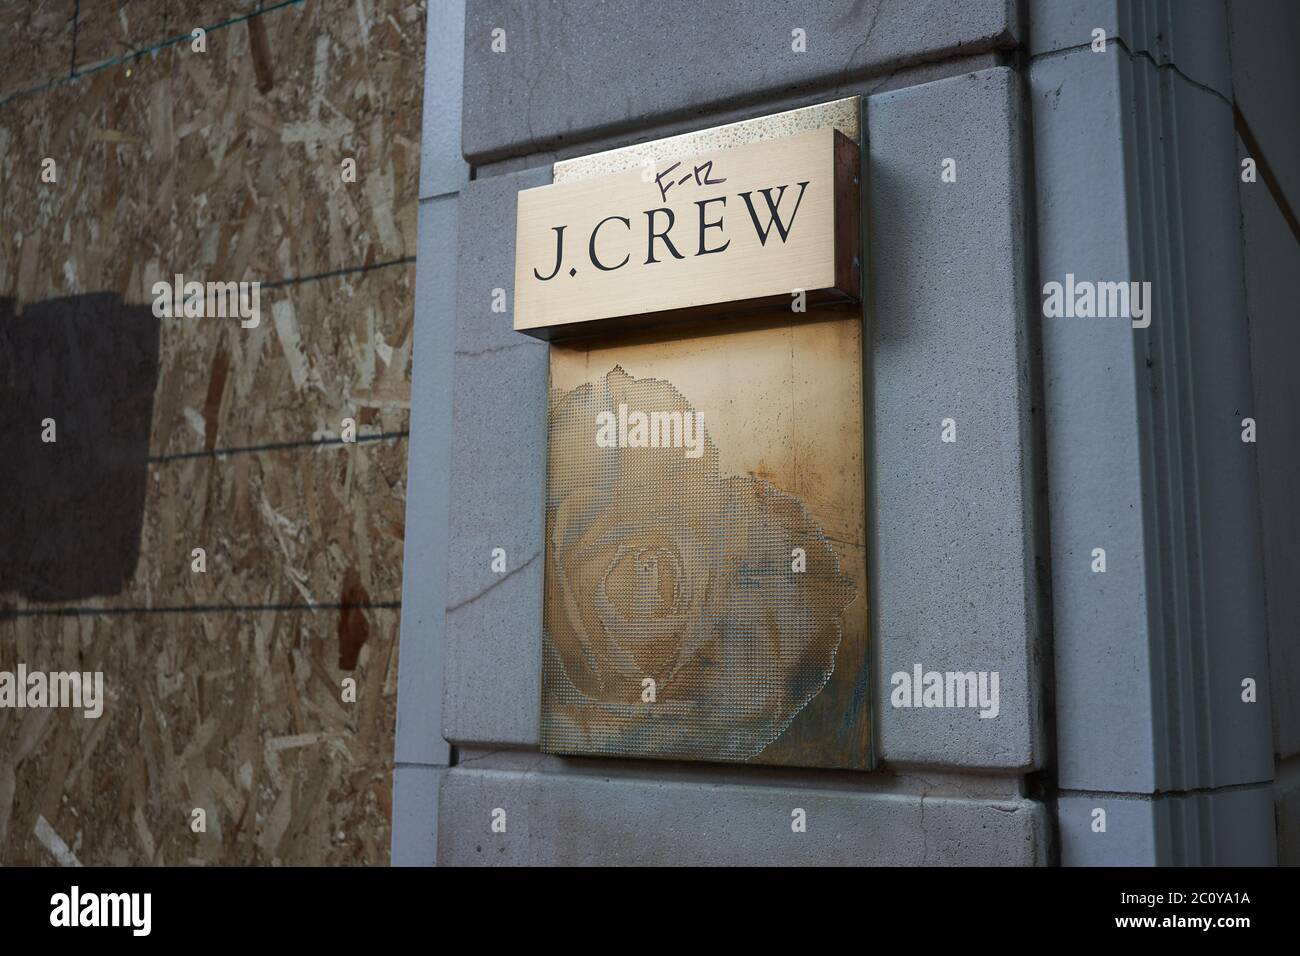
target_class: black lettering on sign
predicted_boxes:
[589,215,631,271]
[738,181,810,246]
[644,208,685,264]
[534,225,567,281]
[695,197,730,256]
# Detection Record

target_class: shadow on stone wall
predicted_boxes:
[0,294,159,601]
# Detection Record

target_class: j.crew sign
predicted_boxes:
[513,127,860,339]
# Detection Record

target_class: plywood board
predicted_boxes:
[5,437,409,624]
[0,0,72,100]
[73,1,263,72]
[144,266,414,460]
[0,0,424,866]
[0,0,423,305]
[0,606,398,865]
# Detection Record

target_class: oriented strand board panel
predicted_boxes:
[142,266,415,460]
[0,266,413,471]
[0,443,409,867]
[73,1,263,72]
[0,0,423,304]
[0,606,398,865]
[0,0,72,100]
[0,0,425,865]
[4,441,409,614]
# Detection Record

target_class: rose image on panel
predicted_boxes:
[540,366,855,763]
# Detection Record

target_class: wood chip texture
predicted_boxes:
[0,0,425,866]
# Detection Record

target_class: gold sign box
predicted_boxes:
[514,126,860,340]
[533,98,872,772]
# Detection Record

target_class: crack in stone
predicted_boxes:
[446,549,541,614]
[455,340,541,358]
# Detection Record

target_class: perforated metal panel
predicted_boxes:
[541,313,870,769]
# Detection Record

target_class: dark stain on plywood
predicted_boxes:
[338,568,371,671]
[246,13,275,95]
[202,343,229,453]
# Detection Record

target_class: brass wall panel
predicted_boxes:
[542,311,869,769]
[514,128,859,339]
[540,98,869,770]
[553,97,860,183]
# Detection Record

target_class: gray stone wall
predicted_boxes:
[405,0,1046,866]
[395,0,1295,865]
[1028,0,1289,865]
[1227,0,1300,865]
